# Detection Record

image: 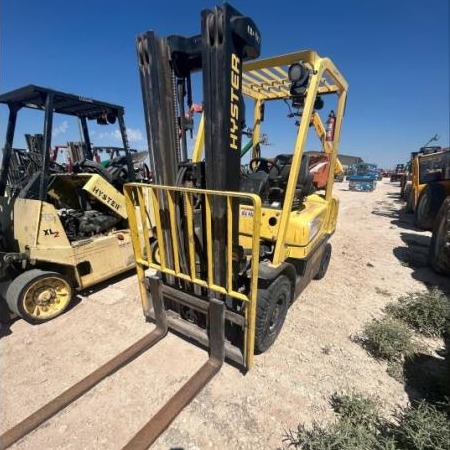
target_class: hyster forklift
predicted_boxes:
[0,85,140,324]
[0,4,347,448]
[125,3,347,368]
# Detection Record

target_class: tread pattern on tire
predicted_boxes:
[314,243,332,280]
[255,275,292,354]
[415,183,445,230]
[429,197,450,275]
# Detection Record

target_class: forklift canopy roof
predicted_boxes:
[0,85,124,119]
[242,50,347,101]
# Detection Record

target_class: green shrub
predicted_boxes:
[283,392,393,450]
[393,400,450,450]
[360,317,415,362]
[283,420,395,450]
[283,394,450,450]
[385,289,450,337]
[330,391,382,429]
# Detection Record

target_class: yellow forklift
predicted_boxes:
[0,4,347,448]
[0,86,141,324]
[406,146,450,229]
[126,6,347,368]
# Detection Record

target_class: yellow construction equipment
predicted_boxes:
[406,146,450,229]
[126,29,347,370]
[0,3,347,448]
[0,86,145,324]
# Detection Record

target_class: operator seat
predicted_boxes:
[268,154,314,207]
[268,154,292,189]
[294,154,315,207]
[239,154,293,199]
[103,155,131,189]
[240,153,314,208]
[240,166,270,199]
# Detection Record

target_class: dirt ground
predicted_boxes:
[1,179,449,450]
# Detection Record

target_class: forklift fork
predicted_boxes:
[124,293,225,449]
[0,275,225,450]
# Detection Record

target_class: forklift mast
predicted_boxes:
[136,3,260,286]
[137,3,260,189]
[200,5,260,192]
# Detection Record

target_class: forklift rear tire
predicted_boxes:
[414,184,445,230]
[428,198,450,276]
[314,243,332,280]
[6,269,73,324]
[255,275,292,354]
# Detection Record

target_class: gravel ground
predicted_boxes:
[1,179,449,449]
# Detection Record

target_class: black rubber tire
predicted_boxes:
[255,275,292,354]
[6,269,73,324]
[402,182,410,200]
[403,184,412,211]
[414,184,445,230]
[314,243,332,280]
[406,198,413,213]
[428,197,450,276]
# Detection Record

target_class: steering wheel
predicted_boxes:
[249,157,281,175]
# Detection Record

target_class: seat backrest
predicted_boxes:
[268,154,292,184]
[267,153,312,189]
[297,154,311,187]
[240,171,269,197]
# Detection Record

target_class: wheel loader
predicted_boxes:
[0,4,347,448]
[0,85,144,324]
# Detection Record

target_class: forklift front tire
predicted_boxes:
[6,269,73,324]
[255,275,292,354]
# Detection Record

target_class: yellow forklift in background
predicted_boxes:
[0,86,143,324]
[407,146,450,229]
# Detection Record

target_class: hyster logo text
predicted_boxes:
[92,186,121,211]
[230,53,241,150]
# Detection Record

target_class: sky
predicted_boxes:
[0,0,449,169]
